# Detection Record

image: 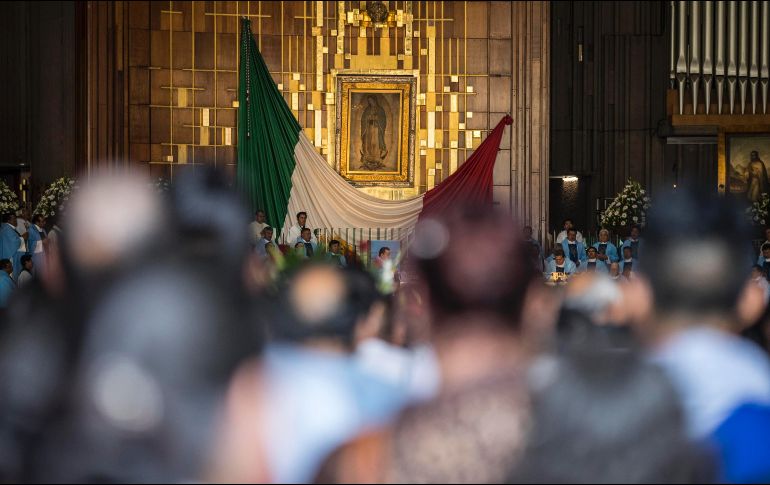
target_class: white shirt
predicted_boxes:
[249,221,270,244]
[16,218,28,236]
[17,270,32,288]
[287,224,317,245]
[556,230,584,244]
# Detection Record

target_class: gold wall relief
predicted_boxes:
[133,2,510,201]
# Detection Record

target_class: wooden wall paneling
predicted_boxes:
[550,1,708,233]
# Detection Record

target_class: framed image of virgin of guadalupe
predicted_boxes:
[336,74,416,187]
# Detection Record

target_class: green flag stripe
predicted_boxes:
[237,18,301,238]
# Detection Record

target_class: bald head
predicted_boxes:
[289,265,346,328]
[66,173,164,271]
[275,265,382,348]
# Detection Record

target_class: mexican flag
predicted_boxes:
[237,19,510,244]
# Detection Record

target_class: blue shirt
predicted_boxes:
[261,344,408,483]
[622,238,644,260]
[593,241,620,264]
[0,272,15,308]
[544,257,577,275]
[652,327,770,439]
[561,239,587,267]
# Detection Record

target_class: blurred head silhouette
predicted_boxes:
[411,206,536,330]
[270,264,382,352]
[167,167,250,281]
[640,189,752,322]
[509,350,698,483]
[41,254,261,483]
[63,173,166,278]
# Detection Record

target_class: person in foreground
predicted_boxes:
[636,189,770,484]
[316,206,539,483]
[211,264,408,484]
[508,344,701,483]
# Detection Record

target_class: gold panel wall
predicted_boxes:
[120,1,549,231]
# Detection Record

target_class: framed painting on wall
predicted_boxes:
[335,74,416,187]
[719,128,770,204]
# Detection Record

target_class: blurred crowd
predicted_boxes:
[0,168,769,483]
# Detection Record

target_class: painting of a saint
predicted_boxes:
[349,91,400,173]
[360,96,389,170]
[727,135,770,203]
[747,151,769,202]
[336,75,416,187]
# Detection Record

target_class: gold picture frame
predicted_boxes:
[335,74,416,187]
[718,125,770,196]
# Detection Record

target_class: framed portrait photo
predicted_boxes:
[335,74,416,187]
[719,128,770,204]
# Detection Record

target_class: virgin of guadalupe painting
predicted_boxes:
[726,134,770,203]
[336,74,416,187]
[359,95,390,171]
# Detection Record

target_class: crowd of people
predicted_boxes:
[528,219,642,282]
[0,168,768,483]
[0,210,60,307]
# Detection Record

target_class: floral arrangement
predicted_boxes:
[746,192,770,226]
[0,180,20,216]
[600,179,652,229]
[34,177,77,219]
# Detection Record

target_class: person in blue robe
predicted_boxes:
[620,246,639,274]
[26,213,47,276]
[757,243,770,282]
[594,228,620,267]
[0,259,15,308]
[545,247,577,275]
[560,229,587,270]
[621,224,644,261]
[580,247,609,274]
[0,213,24,280]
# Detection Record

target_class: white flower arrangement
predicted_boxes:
[600,179,652,229]
[746,193,770,227]
[0,181,20,215]
[34,177,78,219]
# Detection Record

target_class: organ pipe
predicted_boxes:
[676,1,689,115]
[716,1,726,114]
[728,1,738,114]
[751,1,760,113]
[690,1,702,114]
[671,0,769,117]
[762,1,769,113]
[704,1,714,114]
[739,1,749,114]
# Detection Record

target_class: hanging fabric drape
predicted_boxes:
[236,18,509,243]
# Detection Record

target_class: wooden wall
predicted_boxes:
[549,0,717,233]
[0,1,80,206]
